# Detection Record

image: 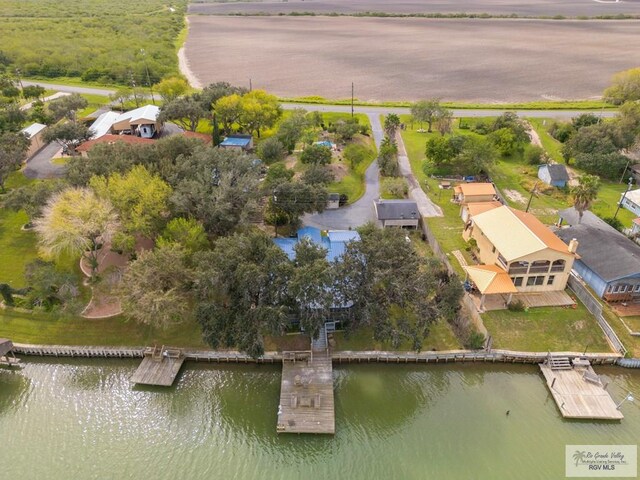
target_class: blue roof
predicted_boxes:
[273,227,360,262]
[221,136,251,147]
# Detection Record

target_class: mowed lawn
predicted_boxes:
[0,208,39,288]
[482,301,611,353]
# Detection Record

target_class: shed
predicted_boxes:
[453,183,497,204]
[20,123,47,158]
[327,193,340,210]
[538,164,569,188]
[374,199,420,228]
[220,134,253,150]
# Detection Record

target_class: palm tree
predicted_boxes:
[573,450,587,467]
[571,174,601,223]
[384,113,401,138]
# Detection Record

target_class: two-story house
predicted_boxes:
[463,205,577,293]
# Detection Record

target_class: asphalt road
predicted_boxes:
[24,143,66,180]
[22,80,115,97]
[189,0,640,17]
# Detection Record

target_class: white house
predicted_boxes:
[88,111,121,139]
[620,189,640,216]
[112,105,162,138]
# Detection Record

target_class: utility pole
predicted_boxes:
[14,68,24,91]
[614,176,634,220]
[525,181,539,213]
[140,49,155,105]
[351,82,354,119]
[130,73,140,108]
[619,158,631,184]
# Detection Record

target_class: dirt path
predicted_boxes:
[178,17,203,89]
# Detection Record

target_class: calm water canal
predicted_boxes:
[1,359,639,479]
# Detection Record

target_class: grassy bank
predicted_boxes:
[283,96,613,111]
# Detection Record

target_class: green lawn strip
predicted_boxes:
[282,97,613,111]
[77,93,113,118]
[481,300,611,353]
[332,320,461,352]
[620,315,640,333]
[601,307,640,358]
[0,308,207,348]
[0,209,39,288]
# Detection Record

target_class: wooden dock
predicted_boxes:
[277,349,335,434]
[0,338,20,367]
[540,357,623,420]
[131,346,185,386]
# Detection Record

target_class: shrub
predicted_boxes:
[257,137,286,164]
[507,299,525,311]
[382,177,408,198]
[301,165,334,185]
[549,121,575,143]
[343,143,371,169]
[300,144,332,165]
[524,145,547,165]
[465,331,486,350]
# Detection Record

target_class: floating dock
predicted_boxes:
[0,338,20,367]
[277,347,335,434]
[540,356,623,420]
[131,346,185,386]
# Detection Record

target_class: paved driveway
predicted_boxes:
[23,142,66,179]
[303,113,383,230]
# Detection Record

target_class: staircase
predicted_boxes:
[548,356,572,370]
[312,325,328,352]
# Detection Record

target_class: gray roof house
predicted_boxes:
[538,164,569,188]
[374,199,420,228]
[556,207,640,301]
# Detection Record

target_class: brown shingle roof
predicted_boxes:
[76,134,154,152]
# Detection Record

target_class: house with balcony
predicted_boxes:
[463,205,577,295]
[556,207,640,303]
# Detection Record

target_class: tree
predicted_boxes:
[239,89,282,138]
[382,177,407,198]
[24,259,79,311]
[300,144,332,165]
[214,93,243,135]
[120,244,193,328]
[109,87,132,111]
[435,108,453,136]
[378,137,399,177]
[571,174,601,223]
[0,131,29,191]
[29,102,54,125]
[194,231,292,357]
[425,135,456,167]
[157,217,209,256]
[572,113,600,130]
[170,147,262,236]
[488,127,518,156]
[0,102,26,132]
[276,108,309,153]
[264,163,294,188]
[47,93,88,121]
[343,143,371,169]
[198,82,247,112]
[491,112,529,144]
[43,122,92,153]
[155,76,188,103]
[333,119,362,143]
[383,113,401,138]
[411,99,441,132]
[301,164,334,185]
[22,84,45,101]
[89,165,172,237]
[158,96,207,132]
[267,180,327,232]
[34,187,120,279]
[3,179,65,225]
[456,136,496,174]
[524,145,548,165]
[604,67,640,105]
[336,226,461,350]
[257,136,286,164]
[289,239,334,339]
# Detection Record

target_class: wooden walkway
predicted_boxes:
[540,361,623,420]
[131,346,185,386]
[277,350,335,434]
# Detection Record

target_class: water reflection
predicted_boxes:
[0,368,31,416]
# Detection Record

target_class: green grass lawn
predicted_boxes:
[604,309,640,358]
[482,301,611,353]
[0,209,39,288]
[77,93,112,118]
[326,134,376,203]
[332,320,461,352]
[0,308,207,348]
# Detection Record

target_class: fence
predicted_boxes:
[567,273,627,356]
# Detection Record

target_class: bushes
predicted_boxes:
[524,145,547,165]
[382,177,407,198]
[257,137,286,164]
[378,137,400,177]
[300,144,332,165]
[343,143,372,169]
